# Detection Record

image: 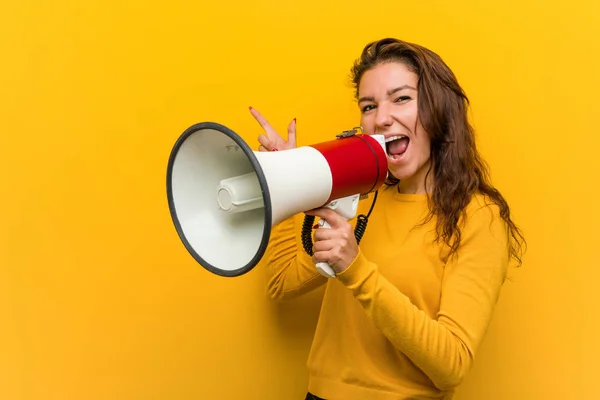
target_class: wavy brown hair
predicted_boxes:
[350,38,526,267]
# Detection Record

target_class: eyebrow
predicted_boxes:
[358,85,417,103]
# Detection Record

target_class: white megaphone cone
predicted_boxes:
[166,122,388,278]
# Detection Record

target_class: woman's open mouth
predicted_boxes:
[385,135,410,160]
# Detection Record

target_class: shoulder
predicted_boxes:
[464,193,502,222]
[460,193,509,245]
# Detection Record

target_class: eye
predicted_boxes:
[361,104,376,113]
[395,96,411,103]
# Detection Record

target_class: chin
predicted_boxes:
[388,149,431,172]
[387,164,418,181]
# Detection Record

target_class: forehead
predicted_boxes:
[358,62,418,95]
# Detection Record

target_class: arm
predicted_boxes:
[263,215,328,300]
[336,204,510,390]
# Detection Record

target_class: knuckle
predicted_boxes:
[331,247,341,258]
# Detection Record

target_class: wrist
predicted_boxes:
[335,249,376,290]
[334,250,359,274]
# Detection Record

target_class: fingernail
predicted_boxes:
[293,118,296,123]
[313,224,319,229]
[249,106,253,110]
[272,148,278,152]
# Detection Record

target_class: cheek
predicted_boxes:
[419,138,432,160]
[415,126,432,158]
[391,106,419,132]
[360,115,374,133]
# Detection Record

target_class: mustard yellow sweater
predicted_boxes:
[264,185,510,400]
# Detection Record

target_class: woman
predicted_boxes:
[250,38,526,400]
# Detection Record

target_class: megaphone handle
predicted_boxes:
[315,219,337,278]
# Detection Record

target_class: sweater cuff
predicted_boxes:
[335,248,376,289]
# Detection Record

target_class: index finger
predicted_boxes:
[287,118,297,148]
[249,107,279,139]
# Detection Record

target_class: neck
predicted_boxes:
[397,162,432,194]
[397,180,428,194]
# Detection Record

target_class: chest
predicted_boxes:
[356,199,449,315]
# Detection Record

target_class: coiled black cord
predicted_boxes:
[354,214,369,244]
[354,190,379,244]
[301,214,316,256]
[300,191,379,256]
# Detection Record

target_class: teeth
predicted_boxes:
[385,135,407,143]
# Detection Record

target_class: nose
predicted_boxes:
[374,102,393,132]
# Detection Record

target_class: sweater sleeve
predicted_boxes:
[263,215,328,300]
[335,204,510,390]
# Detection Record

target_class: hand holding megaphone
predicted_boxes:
[305,197,361,278]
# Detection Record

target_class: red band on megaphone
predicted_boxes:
[309,134,388,203]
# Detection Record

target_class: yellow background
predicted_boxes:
[1,0,598,399]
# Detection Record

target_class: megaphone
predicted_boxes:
[166,121,388,278]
